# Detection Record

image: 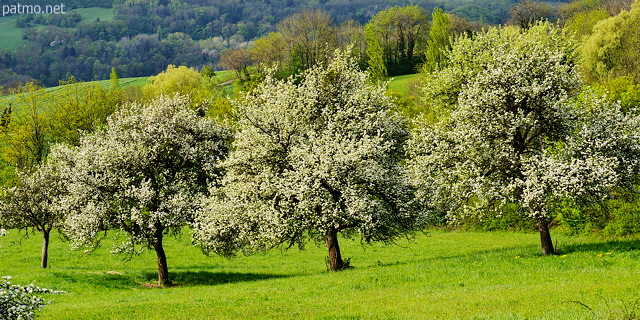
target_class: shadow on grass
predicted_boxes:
[560,238,640,255]
[51,271,139,289]
[143,270,292,286]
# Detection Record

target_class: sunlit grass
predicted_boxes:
[387,74,419,96]
[2,229,640,319]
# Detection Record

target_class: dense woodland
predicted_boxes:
[0,0,581,88]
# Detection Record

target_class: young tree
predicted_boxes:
[410,23,640,255]
[193,51,421,271]
[365,24,387,82]
[0,161,66,268]
[52,95,231,285]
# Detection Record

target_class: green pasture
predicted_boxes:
[2,229,640,319]
[0,15,26,50]
[388,74,420,96]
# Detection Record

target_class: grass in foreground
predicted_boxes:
[2,229,640,319]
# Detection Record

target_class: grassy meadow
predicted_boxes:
[2,229,640,319]
[0,15,26,50]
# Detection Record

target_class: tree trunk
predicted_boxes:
[153,227,171,286]
[536,217,555,256]
[325,231,344,271]
[41,229,50,269]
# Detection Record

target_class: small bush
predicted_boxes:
[0,276,65,320]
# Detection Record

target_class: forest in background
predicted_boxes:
[0,0,577,89]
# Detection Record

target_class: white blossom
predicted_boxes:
[0,276,64,320]
[51,94,231,284]
[410,23,640,235]
[193,50,421,269]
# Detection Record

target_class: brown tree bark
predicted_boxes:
[536,216,555,256]
[325,231,344,271]
[41,229,50,268]
[153,227,171,286]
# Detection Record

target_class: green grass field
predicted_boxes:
[2,229,640,319]
[0,15,26,50]
[388,74,420,96]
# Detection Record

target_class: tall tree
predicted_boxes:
[423,8,453,73]
[410,23,640,256]
[365,24,387,82]
[52,95,231,285]
[193,51,420,271]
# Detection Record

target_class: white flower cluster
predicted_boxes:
[410,23,640,222]
[0,161,66,234]
[50,94,231,253]
[193,50,421,256]
[0,276,64,320]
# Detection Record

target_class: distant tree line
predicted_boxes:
[0,0,579,88]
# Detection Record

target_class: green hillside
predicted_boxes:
[0,15,26,50]
[0,7,114,51]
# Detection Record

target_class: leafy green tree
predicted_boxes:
[423,8,453,73]
[580,0,640,83]
[0,83,49,185]
[109,68,121,95]
[47,77,118,146]
[143,65,219,106]
[410,23,640,255]
[365,24,387,82]
[200,65,216,78]
[366,6,429,75]
[52,95,231,285]
[193,51,420,271]
[248,32,289,78]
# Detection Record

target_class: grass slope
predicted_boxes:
[0,15,26,50]
[2,229,639,319]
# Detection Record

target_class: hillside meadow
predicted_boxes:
[2,228,640,319]
[0,7,115,51]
